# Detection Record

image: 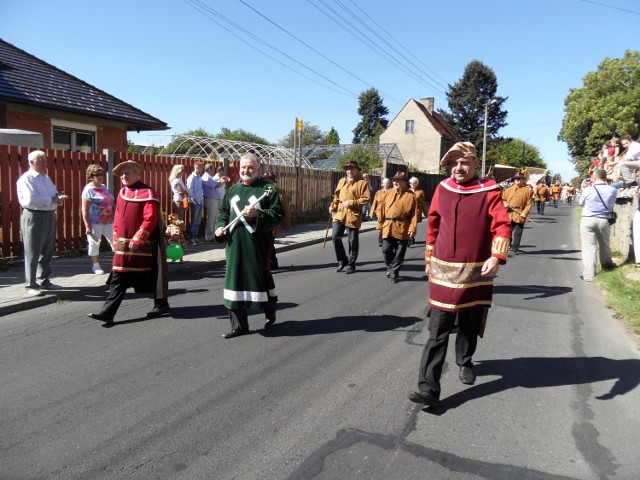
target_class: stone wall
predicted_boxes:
[611,196,638,262]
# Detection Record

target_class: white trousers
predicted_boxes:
[87,222,114,257]
[204,197,221,241]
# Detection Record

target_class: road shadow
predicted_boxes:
[522,248,581,256]
[433,356,640,413]
[493,284,572,300]
[262,314,421,337]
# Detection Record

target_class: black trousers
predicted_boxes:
[382,237,408,278]
[101,272,168,317]
[332,221,359,267]
[536,200,546,215]
[511,221,524,252]
[417,307,482,399]
[228,298,277,331]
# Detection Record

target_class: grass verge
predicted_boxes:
[596,262,640,336]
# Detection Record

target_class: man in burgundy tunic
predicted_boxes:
[409,142,511,408]
[88,160,170,323]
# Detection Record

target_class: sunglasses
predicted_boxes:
[91,173,104,177]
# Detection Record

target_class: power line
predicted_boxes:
[236,0,403,106]
[579,0,640,15]
[182,0,359,98]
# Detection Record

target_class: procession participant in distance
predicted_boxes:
[263,171,291,270]
[214,154,284,339]
[502,171,533,256]
[329,161,371,274]
[550,181,562,208]
[533,179,550,215]
[88,160,170,324]
[409,141,511,408]
[370,177,391,247]
[408,176,429,246]
[378,171,419,283]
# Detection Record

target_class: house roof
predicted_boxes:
[411,99,460,141]
[0,39,168,132]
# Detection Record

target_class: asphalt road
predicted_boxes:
[1,203,639,480]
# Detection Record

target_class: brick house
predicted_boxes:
[0,39,168,152]
[379,97,459,173]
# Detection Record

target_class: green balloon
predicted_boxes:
[166,244,183,260]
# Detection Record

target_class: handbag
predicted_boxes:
[593,186,617,225]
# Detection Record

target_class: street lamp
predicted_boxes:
[482,99,498,177]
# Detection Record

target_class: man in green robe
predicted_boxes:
[215,153,284,338]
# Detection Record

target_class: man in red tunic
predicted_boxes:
[88,160,170,324]
[409,142,511,408]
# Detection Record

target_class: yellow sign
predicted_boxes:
[296,118,303,131]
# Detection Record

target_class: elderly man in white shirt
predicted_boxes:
[16,150,68,296]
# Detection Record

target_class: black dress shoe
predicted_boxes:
[336,262,346,272]
[146,306,171,318]
[392,276,399,283]
[345,265,356,274]
[408,391,439,407]
[222,329,247,339]
[264,317,276,329]
[459,365,476,385]
[87,312,114,323]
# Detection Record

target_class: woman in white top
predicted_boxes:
[81,164,115,274]
[168,164,192,225]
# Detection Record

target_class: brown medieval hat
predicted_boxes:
[113,160,142,176]
[391,171,408,182]
[264,171,277,183]
[343,161,361,170]
[440,142,477,167]
[512,171,526,179]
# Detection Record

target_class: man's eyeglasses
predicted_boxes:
[92,173,104,177]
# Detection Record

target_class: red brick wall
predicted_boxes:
[99,125,127,151]
[6,110,51,146]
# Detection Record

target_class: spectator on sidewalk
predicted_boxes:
[186,162,204,245]
[329,161,371,274]
[169,164,191,228]
[578,168,617,282]
[88,160,170,324]
[81,164,115,275]
[16,150,69,296]
[409,141,511,408]
[214,154,284,339]
[203,165,228,242]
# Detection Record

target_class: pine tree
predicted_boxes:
[352,88,389,144]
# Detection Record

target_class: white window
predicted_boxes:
[51,119,96,153]
[405,120,414,134]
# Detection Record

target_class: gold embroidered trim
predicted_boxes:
[432,258,485,267]
[114,251,152,257]
[429,298,492,310]
[492,236,510,257]
[430,278,494,289]
[112,266,152,272]
[133,228,151,242]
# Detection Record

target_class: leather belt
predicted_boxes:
[24,208,54,214]
[388,217,405,221]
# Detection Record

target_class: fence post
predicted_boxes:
[103,149,115,193]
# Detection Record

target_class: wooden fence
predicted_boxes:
[0,146,445,258]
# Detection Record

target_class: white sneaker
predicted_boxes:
[92,264,104,275]
[26,288,44,297]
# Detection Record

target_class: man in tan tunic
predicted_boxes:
[330,161,371,274]
[502,172,533,255]
[378,171,418,282]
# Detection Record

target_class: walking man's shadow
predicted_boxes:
[438,356,640,412]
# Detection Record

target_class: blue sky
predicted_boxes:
[4,0,638,180]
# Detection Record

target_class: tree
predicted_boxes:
[438,60,508,147]
[325,127,340,145]
[278,123,325,148]
[487,138,547,170]
[337,145,382,173]
[558,50,640,178]
[352,88,389,144]
[217,127,270,145]
[161,127,213,156]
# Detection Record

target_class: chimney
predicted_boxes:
[420,97,434,114]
